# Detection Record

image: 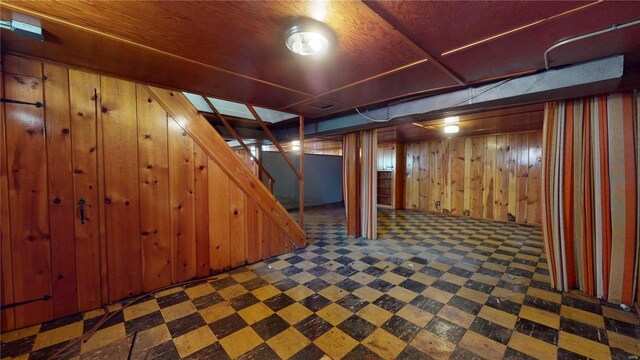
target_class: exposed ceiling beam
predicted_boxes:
[363,0,466,86]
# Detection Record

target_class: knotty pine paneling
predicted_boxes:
[0,55,304,331]
[69,69,102,312]
[404,131,542,225]
[43,63,78,319]
[377,143,404,209]
[136,85,172,292]
[4,57,52,327]
[101,76,143,302]
[168,116,196,283]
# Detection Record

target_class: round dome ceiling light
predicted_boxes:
[444,125,460,134]
[285,20,335,56]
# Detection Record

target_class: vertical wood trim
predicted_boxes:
[345,133,361,237]
[194,144,210,277]
[0,59,15,331]
[136,85,172,291]
[261,214,272,260]
[463,138,472,215]
[470,136,486,217]
[507,134,518,221]
[229,181,246,267]
[527,132,543,224]
[443,140,452,213]
[394,143,406,209]
[246,200,262,264]
[4,57,53,326]
[517,133,530,223]
[168,117,196,282]
[415,143,424,210]
[299,116,304,226]
[208,158,230,272]
[451,139,465,215]
[483,136,496,219]
[495,135,510,221]
[43,63,78,318]
[229,183,247,267]
[100,76,142,301]
[69,69,102,312]
[95,74,109,308]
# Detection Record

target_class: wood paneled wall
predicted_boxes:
[404,131,542,225]
[377,143,405,209]
[1,55,303,331]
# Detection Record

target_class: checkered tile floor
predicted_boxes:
[2,206,639,359]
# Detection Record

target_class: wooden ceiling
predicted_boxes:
[377,104,545,143]
[2,1,639,118]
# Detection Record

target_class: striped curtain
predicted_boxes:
[360,130,377,239]
[541,91,639,305]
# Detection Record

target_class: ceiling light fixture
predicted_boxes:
[444,125,459,134]
[444,116,459,124]
[285,19,335,56]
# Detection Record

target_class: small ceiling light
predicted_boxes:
[285,19,335,56]
[444,116,459,124]
[292,140,300,146]
[444,125,459,134]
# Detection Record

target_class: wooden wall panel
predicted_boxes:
[137,85,172,291]
[261,213,272,259]
[516,133,529,223]
[527,132,542,224]
[394,143,406,210]
[168,117,196,283]
[507,134,519,222]
[246,200,262,264]
[376,143,404,209]
[0,61,15,331]
[69,69,102,312]
[442,141,451,213]
[470,136,486,218]
[404,143,414,209]
[208,158,231,272]
[450,139,465,215]
[194,145,210,277]
[463,139,472,215]
[483,136,496,219]
[43,63,78,318]
[229,182,247,268]
[419,142,429,210]
[403,131,542,225]
[495,135,510,221]
[4,57,52,327]
[101,76,142,301]
[1,55,307,330]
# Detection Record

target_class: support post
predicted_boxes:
[299,116,304,227]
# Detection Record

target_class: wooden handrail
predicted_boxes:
[203,97,276,190]
[247,105,303,180]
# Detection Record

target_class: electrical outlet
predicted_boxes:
[436,200,441,207]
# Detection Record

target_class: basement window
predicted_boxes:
[183,92,296,123]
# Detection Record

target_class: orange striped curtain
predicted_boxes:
[541,92,639,305]
[360,129,377,239]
